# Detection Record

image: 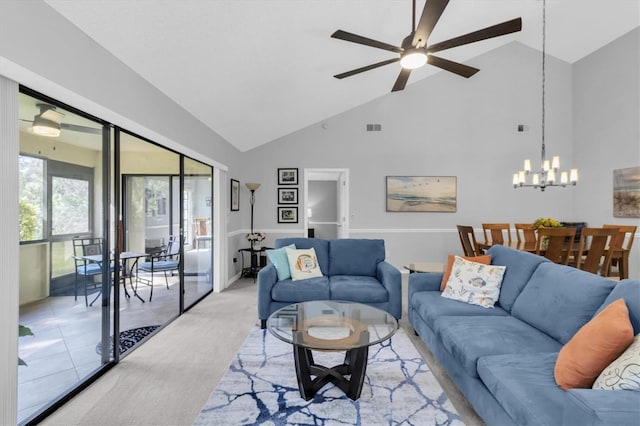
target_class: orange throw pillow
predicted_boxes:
[440,254,492,291]
[554,298,634,390]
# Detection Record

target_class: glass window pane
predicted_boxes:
[19,155,44,241]
[51,176,90,235]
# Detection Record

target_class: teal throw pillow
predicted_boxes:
[266,244,296,281]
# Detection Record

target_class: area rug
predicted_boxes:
[96,325,161,356]
[194,326,463,425]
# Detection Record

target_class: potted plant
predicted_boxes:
[532,218,562,249]
[19,325,33,366]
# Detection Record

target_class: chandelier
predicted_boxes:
[513,0,577,191]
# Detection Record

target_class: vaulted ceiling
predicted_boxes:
[45,0,639,152]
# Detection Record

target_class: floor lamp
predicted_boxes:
[245,182,261,234]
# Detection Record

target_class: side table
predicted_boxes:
[238,247,271,281]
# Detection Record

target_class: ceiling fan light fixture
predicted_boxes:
[400,48,427,69]
[32,116,61,137]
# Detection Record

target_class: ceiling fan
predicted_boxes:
[331,0,522,92]
[21,103,102,137]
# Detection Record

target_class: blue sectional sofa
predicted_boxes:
[409,245,640,426]
[257,238,401,328]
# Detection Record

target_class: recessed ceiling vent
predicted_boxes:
[366,123,382,132]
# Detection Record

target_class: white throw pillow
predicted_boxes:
[286,247,323,281]
[592,334,640,391]
[441,256,506,308]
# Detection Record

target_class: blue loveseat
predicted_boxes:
[409,245,640,426]
[257,238,401,328]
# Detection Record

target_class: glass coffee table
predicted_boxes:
[267,300,398,401]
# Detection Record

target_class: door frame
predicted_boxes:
[303,168,349,239]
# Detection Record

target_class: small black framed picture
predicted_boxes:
[278,206,298,223]
[230,179,239,211]
[278,187,298,204]
[278,168,298,185]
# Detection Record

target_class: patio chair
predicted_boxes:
[137,235,181,301]
[72,237,105,307]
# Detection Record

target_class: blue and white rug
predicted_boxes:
[194,326,462,425]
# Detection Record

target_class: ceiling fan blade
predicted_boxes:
[331,30,403,54]
[412,0,450,47]
[391,68,412,92]
[427,55,479,78]
[60,123,103,135]
[427,17,522,54]
[334,58,400,79]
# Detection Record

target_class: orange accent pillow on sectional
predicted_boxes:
[440,254,492,291]
[554,298,634,390]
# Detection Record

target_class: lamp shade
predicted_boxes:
[245,182,261,191]
[400,48,427,69]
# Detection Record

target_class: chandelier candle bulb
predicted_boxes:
[543,160,550,172]
[513,173,519,185]
[547,169,556,183]
[532,174,540,185]
[570,169,578,183]
[524,159,532,172]
[552,156,560,170]
[560,172,568,184]
[518,171,526,184]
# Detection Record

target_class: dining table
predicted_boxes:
[83,251,149,302]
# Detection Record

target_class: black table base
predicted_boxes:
[293,330,369,401]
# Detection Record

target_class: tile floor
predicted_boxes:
[17,273,210,423]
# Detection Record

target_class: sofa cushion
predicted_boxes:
[275,238,330,275]
[555,299,634,390]
[440,254,492,291]
[286,247,323,281]
[329,275,388,303]
[478,352,565,426]
[433,315,562,378]
[411,291,509,327]
[593,334,640,390]
[511,262,616,344]
[595,279,640,335]
[271,276,330,302]
[487,245,549,313]
[441,256,506,308]
[328,238,384,277]
[266,244,295,281]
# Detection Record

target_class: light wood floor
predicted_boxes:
[42,277,483,426]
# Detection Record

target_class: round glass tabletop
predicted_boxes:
[267,300,398,351]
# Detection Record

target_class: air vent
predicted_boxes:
[366,123,382,132]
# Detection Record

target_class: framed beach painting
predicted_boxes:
[613,166,640,218]
[386,176,457,212]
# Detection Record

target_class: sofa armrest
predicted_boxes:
[376,261,402,319]
[563,389,640,426]
[257,264,278,320]
[408,272,443,302]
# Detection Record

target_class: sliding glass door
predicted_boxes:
[183,157,213,308]
[17,90,111,424]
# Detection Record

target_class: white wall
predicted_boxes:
[244,41,579,267]
[572,28,640,278]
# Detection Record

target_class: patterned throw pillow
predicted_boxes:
[592,333,640,390]
[286,247,323,281]
[266,244,296,281]
[441,256,506,308]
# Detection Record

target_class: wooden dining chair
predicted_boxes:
[515,223,537,246]
[457,225,480,256]
[602,224,637,279]
[482,223,512,246]
[575,227,618,275]
[535,227,577,265]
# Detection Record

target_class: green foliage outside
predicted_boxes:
[19,199,37,241]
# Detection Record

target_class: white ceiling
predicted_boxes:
[45,0,639,152]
